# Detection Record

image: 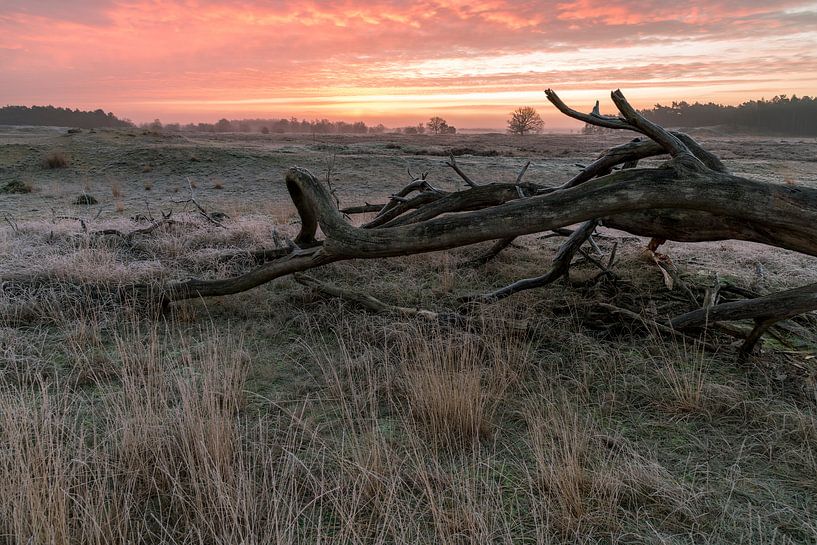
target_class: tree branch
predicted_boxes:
[466,220,598,303]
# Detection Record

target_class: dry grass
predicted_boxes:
[0,324,301,544]
[1,179,34,194]
[656,345,709,414]
[43,151,69,169]
[1,212,817,544]
[525,393,692,538]
[111,180,123,199]
[111,180,125,210]
[396,324,526,448]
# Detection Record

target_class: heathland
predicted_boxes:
[1,125,817,543]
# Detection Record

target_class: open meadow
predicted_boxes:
[2,126,817,544]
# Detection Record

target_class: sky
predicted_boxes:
[1,0,817,129]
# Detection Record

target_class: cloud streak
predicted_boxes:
[1,0,816,127]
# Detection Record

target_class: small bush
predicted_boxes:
[1,180,33,194]
[43,151,69,169]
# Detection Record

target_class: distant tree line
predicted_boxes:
[639,95,817,136]
[147,116,457,135]
[0,105,133,129]
[392,118,456,135]
[393,123,427,135]
[147,117,388,135]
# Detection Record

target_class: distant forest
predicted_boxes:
[0,105,133,129]
[639,95,817,136]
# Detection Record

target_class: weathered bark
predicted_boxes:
[670,283,817,357]
[165,156,817,303]
[604,210,817,256]
[671,283,817,330]
[363,192,444,228]
[378,182,540,228]
[340,203,382,214]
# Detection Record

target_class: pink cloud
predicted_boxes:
[1,1,816,127]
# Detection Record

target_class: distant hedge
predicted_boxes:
[0,105,133,129]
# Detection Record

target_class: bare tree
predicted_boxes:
[426,116,449,135]
[507,106,544,135]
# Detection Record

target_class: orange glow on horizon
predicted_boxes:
[2,1,816,129]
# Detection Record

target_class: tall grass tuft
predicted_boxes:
[44,151,69,169]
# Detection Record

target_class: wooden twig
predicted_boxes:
[606,242,618,269]
[739,318,778,361]
[3,214,19,234]
[340,203,384,215]
[545,89,634,131]
[577,248,616,279]
[468,219,598,304]
[325,154,342,210]
[459,237,516,268]
[445,154,478,187]
[52,211,88,233]
[171,177,226,228]
[610,89,692,160]
[515,160,531,185]
[295,273,529,332]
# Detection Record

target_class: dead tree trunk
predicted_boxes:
[156,89,817,356]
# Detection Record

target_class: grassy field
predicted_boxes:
[1,127,817,544]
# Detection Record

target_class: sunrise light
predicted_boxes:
[2,0,817,127]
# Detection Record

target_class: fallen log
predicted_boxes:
[138,88,817,355]
[164,160,817,302]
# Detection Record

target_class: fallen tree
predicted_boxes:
[11,89,813,358]
[155,89,817,356]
